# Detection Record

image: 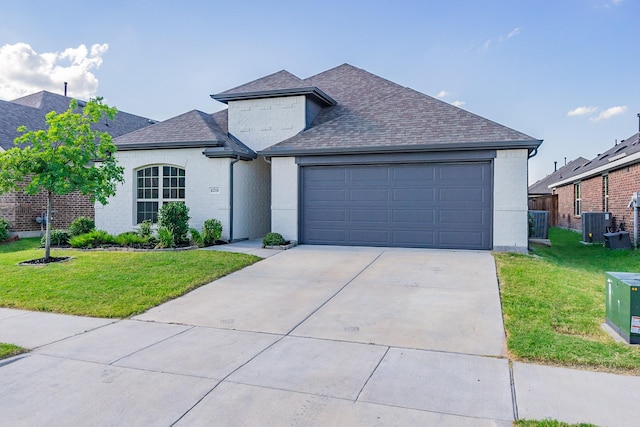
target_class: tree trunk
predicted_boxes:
[44,190,52,261]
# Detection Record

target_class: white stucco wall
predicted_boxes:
[270,156,298,242]
[95,148,233,239]
[232,158,271,240]
[493,149,529,253]
[227,95,307,152]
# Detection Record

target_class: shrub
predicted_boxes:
[68,230,116,248]
[158,202,190,244]
[68,216,95,237]
[528,213,535,238]
[41,229,70,246]
[263,232,285,247]
[202,219,222,246]
[137,220,153,239]
[155,227,175,249]
[0,218,9,242]
[115,231,148,246]
[189,227,204,247]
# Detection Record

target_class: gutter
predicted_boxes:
[258,139,543,157]
[548,151,640,188]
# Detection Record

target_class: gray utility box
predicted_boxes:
[604,231,632,250]
[606,272,640,344]
[582,212,612,243]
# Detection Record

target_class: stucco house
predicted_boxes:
[548,132,640,233]
[0,91,153,236]
[97,64,542,252]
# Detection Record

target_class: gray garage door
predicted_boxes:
[301,162,492,249]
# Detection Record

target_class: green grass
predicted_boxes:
[0,238,260,318]
[0,343,26,360]
[495,227,640,374]
[515,420,598,427]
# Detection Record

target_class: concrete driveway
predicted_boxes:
[2,244,636,426]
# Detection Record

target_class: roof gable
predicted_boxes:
[260,64,541,155]
[114,109,255,159]
[217,70,306,94]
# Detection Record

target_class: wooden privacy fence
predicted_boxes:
[528,194,557,226]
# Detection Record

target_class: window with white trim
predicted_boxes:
[574,182,581,216]
[603,174,609,212]
[136,165,185,223]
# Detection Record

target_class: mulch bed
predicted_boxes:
[19,256,71,266]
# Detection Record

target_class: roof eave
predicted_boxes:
[258,139,542,157]
[548,151,640,188]
[202,147,256,161]
[116,140,226,151]
[211,86,336,107]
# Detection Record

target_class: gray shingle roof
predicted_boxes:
[552,133,640,185]
[528,157,589,194]
[217,70,307,94]
[258,64,541,155]
[114,109,255,160]
[0,91,153,151]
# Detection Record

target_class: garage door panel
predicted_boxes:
[393,188,435,202]
[351,209,389,222]
[393,209,435,224]
[439,210,487,225]
[439,231,488,248]
[393,165,436,181]
[439,164,487,180]
[349,229,390,244]
[393,230,436,245]
[305,228,347,243]
[307,168,346,183]
[307,189,347,202]
[350,167,389,181]
[349,188,389,202]
[306,209,346,222]
[302,163,492,249]
[439,188,489,203]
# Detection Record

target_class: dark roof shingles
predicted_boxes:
[0,91,152,150]
[528,157,589,194]
[262,64,539,153]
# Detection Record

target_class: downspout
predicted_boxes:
[229,155,240,242]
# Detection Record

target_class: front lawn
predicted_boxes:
[0,238,260,318]
[495,227,640,374]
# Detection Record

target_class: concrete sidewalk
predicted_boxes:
[0,242,637,426]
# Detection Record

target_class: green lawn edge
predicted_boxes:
[495,227,640,375]
[0,238,260,318]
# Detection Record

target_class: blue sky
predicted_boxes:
[1,0,638,182]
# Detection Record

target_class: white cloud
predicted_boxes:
[436,90,449,98]
[567,106,598,116]
[451,100,466,107]
[479,39,492,52]
[591,105,627,122]
[506,27,521,39]
[0,42,108,100]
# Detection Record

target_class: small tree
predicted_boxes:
[0,98,124,262]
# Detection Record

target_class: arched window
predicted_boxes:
[136,165,185,223]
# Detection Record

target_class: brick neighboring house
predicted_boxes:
[0,91,153,237]
[528,157,589,226]
[548,133,640,233]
